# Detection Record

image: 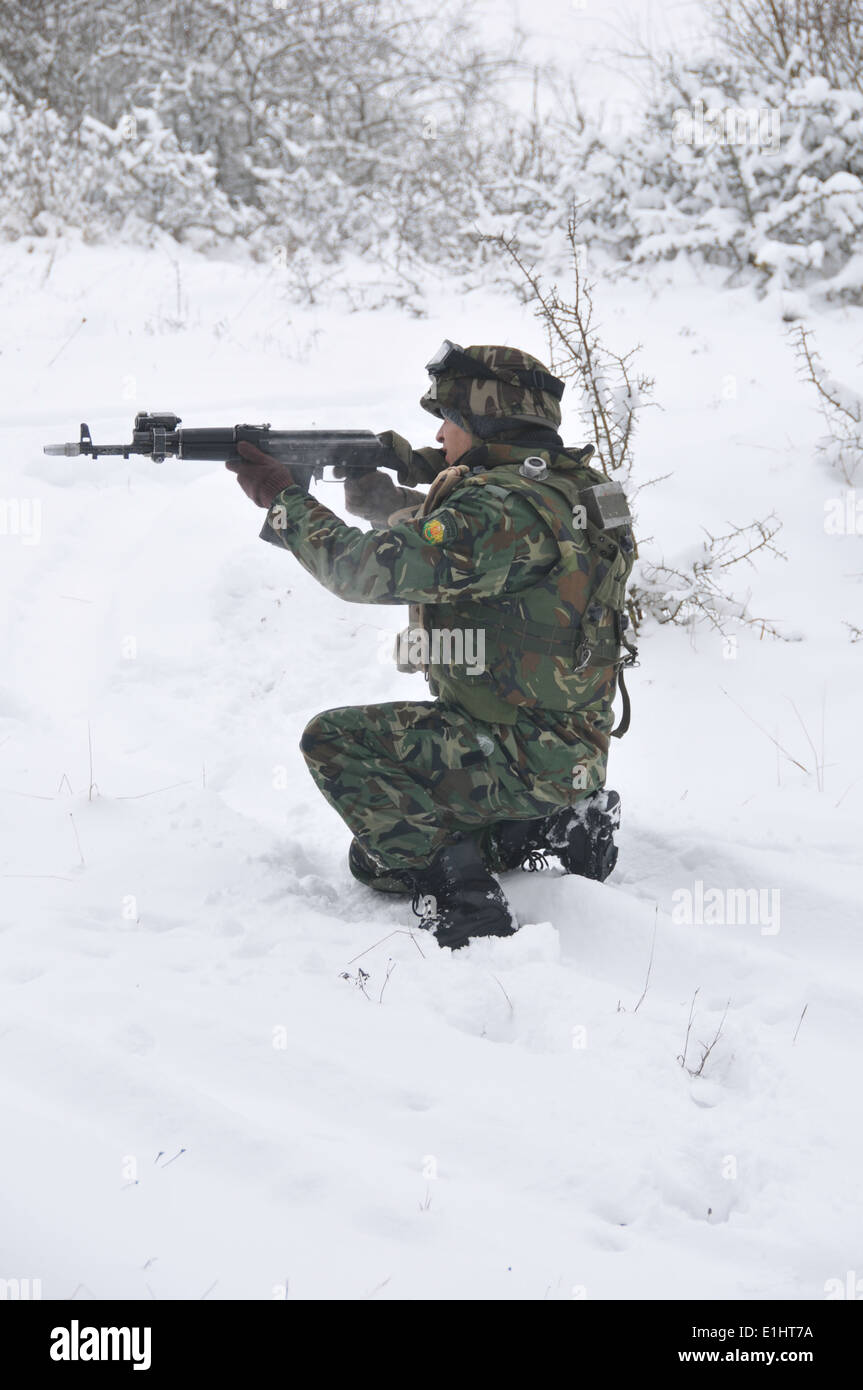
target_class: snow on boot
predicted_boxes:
[486,790,621,880]
[348,837,414,895]
[411,836,517,951]
[543,788,621,881]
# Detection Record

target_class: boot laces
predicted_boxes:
[411,888,436,922]
[521,849,549,872]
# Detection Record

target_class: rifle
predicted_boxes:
[43,412,406,489]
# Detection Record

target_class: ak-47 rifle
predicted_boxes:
[43,412,406,489]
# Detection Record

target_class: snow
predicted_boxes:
[2,234,862,1301]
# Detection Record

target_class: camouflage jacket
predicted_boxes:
[260,433,634,757]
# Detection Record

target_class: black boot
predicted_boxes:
[486,817,548,873]
[411,836,517,951]
[544,789,621,880]
[347,838,415,895]
[487,789,621,883]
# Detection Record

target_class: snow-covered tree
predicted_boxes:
[0,0,523,286]
[523,0,863,305]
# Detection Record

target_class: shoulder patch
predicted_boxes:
[422,517,448,545]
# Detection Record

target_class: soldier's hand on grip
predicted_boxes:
[227,440,297,507]
[333,465,405,524]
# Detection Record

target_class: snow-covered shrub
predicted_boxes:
[629,518,788,640]
[790,323,863,485]
[0,0,522,283]
[0,97,83,239]
[629,62,863,303]
[5,0,861,309]
[80,109,248,249]
[525,1,863,303]
[0,95,247,248]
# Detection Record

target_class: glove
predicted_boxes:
[376,429,445,486]
[333,465,407,524]
[226,440,299,508]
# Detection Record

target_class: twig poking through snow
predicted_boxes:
[490,973,514,1018]
[378,959,396,1004]
[47,315,87,367]
[689,999,731,1079]
[678,987,700,1070]
[114,781,194,800]
[835,778,861,808]
[87,723,99,801]
[720,688,809,774]
[787,698,826,792]
[0,873,74,882]
[69,812,85,866]
[632,906,658,1014]
[160,1147,186,1167]
[347,928,426,964]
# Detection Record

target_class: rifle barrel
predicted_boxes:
[44,423,397,470]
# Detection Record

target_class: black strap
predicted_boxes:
[610,609,639,739]
[434,349,565,401]
[611,665,631,739]
[553,444,596,466]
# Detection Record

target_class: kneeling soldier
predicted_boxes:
[228,342,636,949]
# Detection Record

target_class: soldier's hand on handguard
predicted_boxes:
[333,465,406,524]
[227,440,298,508]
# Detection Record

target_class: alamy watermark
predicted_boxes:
[388,625,486,676]
[672,100,780,149]
[671,879,780,935]
[824,490,863,535]
[824,1270,863,1299]
[0,497,42,545]
[0,1277,42,1299]
[50,1321,151,1370]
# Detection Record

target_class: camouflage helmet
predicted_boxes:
[420,342,564,434]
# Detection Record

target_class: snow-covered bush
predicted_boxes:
[0,95,246,248]
[5,0,862,309]
[0,0,521,284]
[629,517,788,641]
[626,62,863,304]
[524,1,863,304]
[0,97,80,239]
[790,323,863,486]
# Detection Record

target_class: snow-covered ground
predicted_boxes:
[1,233,862,1300]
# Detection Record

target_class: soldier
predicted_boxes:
[227,342,637,950]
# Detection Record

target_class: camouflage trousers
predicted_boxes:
[299,699,607,872]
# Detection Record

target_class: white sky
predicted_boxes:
[480,0,708,110]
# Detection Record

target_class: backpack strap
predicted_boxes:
[610,609,639,738]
